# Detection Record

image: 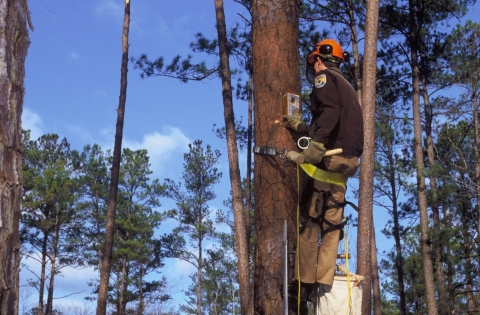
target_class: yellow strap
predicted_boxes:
[300,163,347,187]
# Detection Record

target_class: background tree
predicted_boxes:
[97,0,131,314]
[162,140,222,315]
[0,0,30,313]
[21,134,84,315]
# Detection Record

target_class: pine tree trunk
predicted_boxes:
[421,77,447,315]
[37,232,48,315]
[473,88,480,245]
[408,1,438,313]
[213,1,251,313]
[347,0,362,104]
[118,259,128,315]
[458,185,476,313]
[0,0,29,314]
[389,149,407,315]
[197,237,202,315]
[45,209,61,315]
[251,1,300,314]
[97,1,130,314]
[138,265,144,315]
[356,0,380,313]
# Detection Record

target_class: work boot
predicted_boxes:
[285,280,318,303]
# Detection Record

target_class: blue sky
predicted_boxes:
[20,0,480,313]
[22,0,251,311]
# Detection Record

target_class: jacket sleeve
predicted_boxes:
[311,71,340,143]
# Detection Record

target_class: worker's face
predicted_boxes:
[314,58,323,73]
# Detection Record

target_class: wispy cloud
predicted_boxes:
[22,108,44,140]
[123,126,191,177]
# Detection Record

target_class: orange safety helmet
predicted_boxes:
[307,39,344,64]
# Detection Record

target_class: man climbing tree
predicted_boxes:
[283,39,363,314]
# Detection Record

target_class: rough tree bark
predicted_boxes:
[213,1,251,314]
[0,0,30,314]
[356,0,379,313]
[96,1,130,314]
[251,0,300,314]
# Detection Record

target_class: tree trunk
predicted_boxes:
[213,1,251,314]
[251,0,300,314]
[196,236,202,315]
[97,1,130,314]
[138,265,144,315]
[458,185,476,313]
[0,0,29,314]
[389,149,407,315]
[45,208,61,315]
[37,232,49,315]
[472,87,480,245]
[408,1,438,313]
[356,0,380,313]
[245,69,254,310]
[347,0,362,105]
[118,259,128,315]
[421,76,447,315]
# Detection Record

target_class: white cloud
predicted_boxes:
[94,0,123,21]
[22,108,44,140]
[123,126,191,177]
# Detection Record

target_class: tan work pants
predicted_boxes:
[295,154,359,286]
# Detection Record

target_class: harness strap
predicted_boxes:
[300,163,347,187]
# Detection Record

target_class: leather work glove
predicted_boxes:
[285,151,305,165]
[283,109,303,131]
[303,141,326,164]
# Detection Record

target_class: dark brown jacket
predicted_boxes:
[297,67,364,157]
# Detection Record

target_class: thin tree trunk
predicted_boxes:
[213,1,251,314]
[118,259,128,315]
[96,194,103,271]
[0,0,29,314]
[443,206,454,313]
[357,0,380,313]
[387,142,407,315]
[45,208,61,315]
[370,220,382,315]
[245,69,254,310]
[196,236,202,315]
[347,0,362,105]
[37,232,49,315]
[421,76,447,315]
[473,88,480,244]
[458,186,476,313]
[408,1,438,313]
[138,265,144,315]
[97,1,130,314]
[251,0,300,313]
